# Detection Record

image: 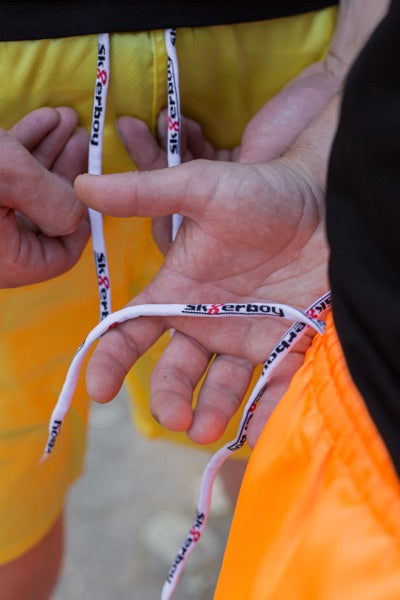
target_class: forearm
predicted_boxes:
[325,0,390,81]
[279,0,389,204]
[281,94,340,209]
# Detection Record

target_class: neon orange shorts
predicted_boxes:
[215,312,400,599]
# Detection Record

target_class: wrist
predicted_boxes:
[325,0,389,81]
[282,95,340,201]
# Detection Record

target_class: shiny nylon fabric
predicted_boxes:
[0,9,337,563]
[215,312,400,599]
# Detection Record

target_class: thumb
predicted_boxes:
[75,158,227,219]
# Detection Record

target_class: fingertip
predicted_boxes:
[52,126,89,181]
[156,109,168,138]
[187,406,227,445]
[74,172,117,214]
[116,115,152,143]
[74,173,93,197]
[54,106,79,129]
[86,366,121,405]
[35,106,62,129]
[151,394,193,432]
[9,107,60,149]
[86,337,135,405]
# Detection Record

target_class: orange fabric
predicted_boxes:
[215,312,400,600]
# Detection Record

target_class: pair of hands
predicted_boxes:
[1,59,338,447]
[1,0,388,451]
[77,60,339,447]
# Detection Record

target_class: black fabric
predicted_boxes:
[327,0,400,474]
[0,1,338,41]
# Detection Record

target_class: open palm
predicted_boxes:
[76,60,337,446]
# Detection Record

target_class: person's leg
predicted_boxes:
[0,61,96,593]
[0,514,64,600]
[0,34,163,596]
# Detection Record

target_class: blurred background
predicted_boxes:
[52,388,234,600]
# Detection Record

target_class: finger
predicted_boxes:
[151,216,172,256]
[0,131,86,236]
[37,220,91,279]
[246,380,286,448]
[117,116,166,170]
[184,118,225,161]
[9,106,85,176]
[86,291,168,403]
[155,109,169,153]
[0,210,90,286]
[150,330,212,432]
[9,107,61,150]
[188,354,254,444]
[75,158,240,219]
[51,127,88,182]
[31,106,80,169]
[158,109,223,162]
[246,332,315,447]
[157,108,188,161]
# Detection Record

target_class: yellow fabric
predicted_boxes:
[0,7,337,564]
[215,312,400,600]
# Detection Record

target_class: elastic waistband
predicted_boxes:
[0,1,338,41]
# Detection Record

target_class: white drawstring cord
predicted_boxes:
[88,33,112,321]
[42,300,326,458]
[44,29,331,600]
[161,291,331,599]
[165,28,183,239]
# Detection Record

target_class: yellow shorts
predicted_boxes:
[0,8,337,564]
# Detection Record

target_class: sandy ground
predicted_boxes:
[52,389,234,600]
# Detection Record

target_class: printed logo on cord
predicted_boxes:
[95,251,110,320]
[166,511,205,585]
[43,300,326,458]
[168,28,177,46]
[182,303,285,316]
[42,294,329,598]
[167,48,180,157]
[227,399,258,452]
[90,42,108,147]
[306,294,331,319]
[46,420,62,453]
[161,292,332,599]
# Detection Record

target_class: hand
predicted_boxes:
[0,106,90,287]
[76,126,331,447]
[76,61,337,446]
[75,0,388,449]
[117,57,340,255]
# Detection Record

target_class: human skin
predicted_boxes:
[0,107,88,599]
[76,0,388,447]
[76,98,335,447]
[0,107,89,287]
